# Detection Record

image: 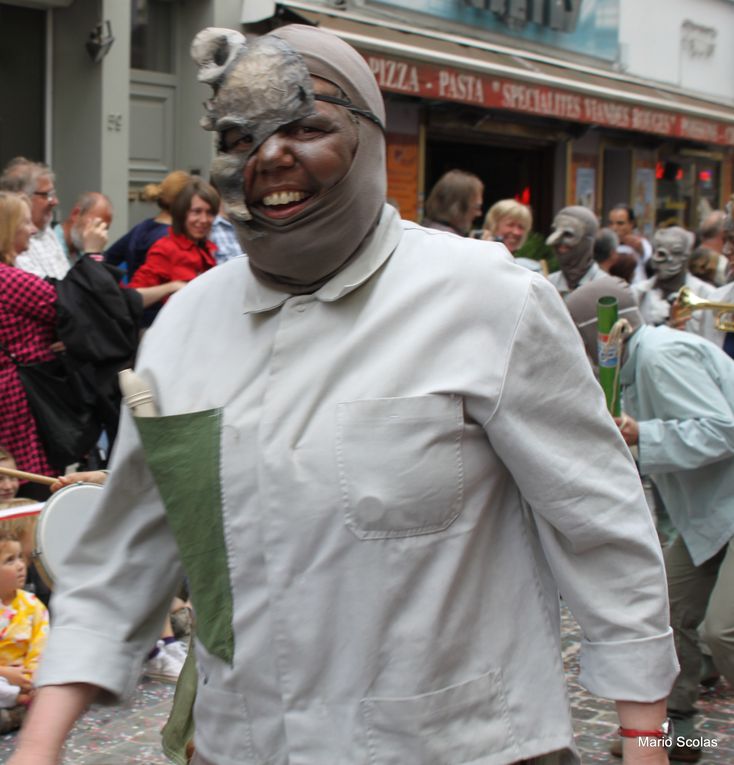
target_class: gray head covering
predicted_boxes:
[546,206,598,289]
[651,226,694,282]
[566,276,642,364]
[191,24,387,294]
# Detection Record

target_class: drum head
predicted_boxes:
[33,482,104,589]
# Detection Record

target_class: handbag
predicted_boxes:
[0,342,100,468]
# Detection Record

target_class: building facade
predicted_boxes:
[2,0,733,238]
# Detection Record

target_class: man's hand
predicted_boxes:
[50,472,108,494]
[614,413,640,446]
[621,233,645,258]
[81,217,109,253]
[668,299,696,330]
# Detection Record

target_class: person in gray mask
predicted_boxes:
[546,206,607,299]
[633,226,715,326]
[567,278,734,764]
[11,25,677,765]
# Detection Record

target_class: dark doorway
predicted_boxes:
[424,138,555,236]
[0,5,46,168]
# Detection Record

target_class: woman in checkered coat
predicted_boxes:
[0,192,58,479]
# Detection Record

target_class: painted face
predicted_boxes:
[547,213,585,256]
[184,194,216,241]
[652,228,692,280]
[495,216,528,253]
[238,79,358,223]
[0,541,26,601]
[30,175,58,230]
[12,202,36,258]
[608,209,633,238]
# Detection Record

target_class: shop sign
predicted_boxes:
[463,0,581,33]
[365,53,734,147]
[367,0,619,61]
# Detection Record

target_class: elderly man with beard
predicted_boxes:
[546,205,608,299]
[0,159,109,279]
[53,191,112,266]
[633,227,715,327]
[10,25,677,765]
[567,279,734,763]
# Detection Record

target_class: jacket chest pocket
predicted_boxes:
[336,395,464,540]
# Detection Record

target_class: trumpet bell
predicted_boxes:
[675,287,734,332]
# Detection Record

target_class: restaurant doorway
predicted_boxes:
[424,138,555,236]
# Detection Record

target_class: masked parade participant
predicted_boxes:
[11,25,677,765]
[567,279,734,764]
[633,227,715,327]
[546,205,608,299]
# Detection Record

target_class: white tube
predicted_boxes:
[118,368,159,417]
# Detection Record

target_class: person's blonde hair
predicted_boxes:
[0,445,16,465]
[0,192,30,264]
[483,199,532,239]
[142,170,192,212]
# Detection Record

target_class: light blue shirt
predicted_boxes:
[209,215,243,264]
[621,325,734,565]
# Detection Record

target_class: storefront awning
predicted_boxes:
[283,2,734,148]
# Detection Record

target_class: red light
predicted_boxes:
[656,162,664,180]
[699,170,712,182]
[676,168,684,181]
[515,187,531,205]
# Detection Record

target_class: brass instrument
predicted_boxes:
[675,287,734,332]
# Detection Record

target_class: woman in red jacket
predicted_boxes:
[130,178,220,310]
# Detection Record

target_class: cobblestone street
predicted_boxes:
[0,608,730,764]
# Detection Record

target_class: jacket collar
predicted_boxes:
[242,205,403,315]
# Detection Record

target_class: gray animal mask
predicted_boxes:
[651,226,694,281]
[191,25,387,294]
[191,30,316,227]
[546,206,598,289]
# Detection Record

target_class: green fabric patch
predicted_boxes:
[135,410,234,665]
[161,643,197,765]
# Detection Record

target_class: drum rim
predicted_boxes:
[33,482,104,589]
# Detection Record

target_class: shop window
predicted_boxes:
[131,0,174,73]
[655,156,720,229]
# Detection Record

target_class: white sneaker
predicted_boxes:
[144,640,184,683]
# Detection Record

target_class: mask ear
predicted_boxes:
[191,27,247,88]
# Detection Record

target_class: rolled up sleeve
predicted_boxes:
[485,276,679,701]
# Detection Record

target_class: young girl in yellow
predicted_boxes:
[0,529,48,715]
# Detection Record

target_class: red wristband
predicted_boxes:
[618,719,670,739]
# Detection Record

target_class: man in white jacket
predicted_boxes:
[10,25,678,765]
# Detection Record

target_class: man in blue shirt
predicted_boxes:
[568,279,734,763]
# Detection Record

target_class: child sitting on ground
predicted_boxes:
[0,446,50,606]
[0,529,48,732]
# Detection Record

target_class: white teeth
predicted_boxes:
[262,191,307,206]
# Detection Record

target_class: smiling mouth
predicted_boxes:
[256,190,312,220]
[262,191,307,206]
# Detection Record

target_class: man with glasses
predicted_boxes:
[0,157,72,279]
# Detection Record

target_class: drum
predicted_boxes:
[33,482,104,589]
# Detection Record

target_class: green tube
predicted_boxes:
[597,296,620,416]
